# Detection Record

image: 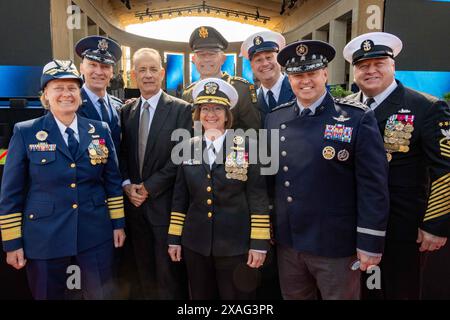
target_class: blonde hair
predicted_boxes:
[132,48,162,69]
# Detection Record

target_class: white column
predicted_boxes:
[328,19,347,86]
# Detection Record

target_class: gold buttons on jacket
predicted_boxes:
[72,204,78,209]
[207,174,211,179]
[207,199,212,205]
[207,186,212,192]
[284,181,290,187]
[41,159,47,163]
[70,183,76,188]
[70,163,76,168]
[287,196,293,203]
[29,214,34,219]
[208,212,213,218]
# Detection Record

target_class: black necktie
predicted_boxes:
[98,98,111,124]
[300,108,312,117]
[364,98,375,108]
[65,127,79,158]
[267,90,277,110]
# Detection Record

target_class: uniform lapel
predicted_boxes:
[202,139,211,175]
[373,81,404,125]
[78,88,101,121]
[74,117,91,161]
[42,113,73,160]
[279,76,295,105]
[129,98,141,172]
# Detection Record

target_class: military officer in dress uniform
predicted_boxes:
[344,32,450,299]
[182,26,261,131]
[168,78,271,299]
[75,36,123,153]
[265,40,390,300]
[0,60,125,299]
[240,31,295,126]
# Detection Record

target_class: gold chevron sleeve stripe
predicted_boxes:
[109,208,124,219]
[0,221,22,229]
[251,227,271,240]
[168,224,183,236]
[423,210,450,222]
[441,152,450,158]
[251,223,271,227]
[1,226,22,241]
[427,196,450,213]
[0,217,22,225]
[431,174,450,188]
[424,204,450,219]
[428,188,450,203]
[426,200,450,215]
[431,182,449,195]
[107,196,123,202]
[171,212,186,218]
[0,213,21,220]
[429,185,449,200]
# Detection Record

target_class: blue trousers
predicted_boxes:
[26,240,114,300]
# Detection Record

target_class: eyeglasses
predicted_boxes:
[199,106,225,114]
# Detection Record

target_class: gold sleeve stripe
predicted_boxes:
[108,201,124,207]
[0,217,22,225]
[251,219,270,223]
[251,214,270,219]
[108,204,124,209]
[251,227,271,240]
[170,220,184,226]
[428,187,450,202]
[1,227,22,241]
[0,213,21,220]
[430,183,449,196]
[168,224,183,236]
[424,210,450,222]
[109,208,124,219]
[431,175,450,190]
[428,190,450,204]
[426,201,450,215]
[425,204,450,219]
[427,197,450,213]
[441,152,450,158]
[170,216,185,222]
[251,223,271,227]
[0,221,22,229]
[171,212,186,218]
[107,196,123,202]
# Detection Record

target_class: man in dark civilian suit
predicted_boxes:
[119,48,192,299]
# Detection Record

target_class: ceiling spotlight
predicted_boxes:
[146,8,149,15]
[168,12,172,17]
[159,13,163,18]
[178,11,182,16]
[188,9,192,14]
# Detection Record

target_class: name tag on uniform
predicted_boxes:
[29,143,56,152]
[183,159,201,165]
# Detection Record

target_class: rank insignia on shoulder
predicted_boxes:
[397,108,411,113]
[88,123,95,134]
[35,131,48,141]
[324,124,353,143]
[332,115,351,122]
[249,84,257,103]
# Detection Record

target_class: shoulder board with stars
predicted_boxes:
[230,76,250,84]
[270,99,296,113]
[334,97,369,111]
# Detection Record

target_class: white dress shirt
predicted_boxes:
[261,73,285,106]
[204,131,227,168]
[54,115,79,145]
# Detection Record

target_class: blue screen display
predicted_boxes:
[242,57,254,84]
[165,53,184,91]
[0,66,43,98]
[396,71,450,99]
[190,54,236,84]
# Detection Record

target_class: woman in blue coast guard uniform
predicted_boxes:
[0,60,126,300]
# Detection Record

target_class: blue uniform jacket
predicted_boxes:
[257,76,295,126]
[77,88,122,153]
[265,92,389,258]
[0,113,125,259]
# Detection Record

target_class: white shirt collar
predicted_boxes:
[363,79,398,109]
[141,89,163,109]
[297,90,327,115]
[204,130,227,151]
[83,84,108,105]
[54,114,78,137]
[261,73,285,102]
